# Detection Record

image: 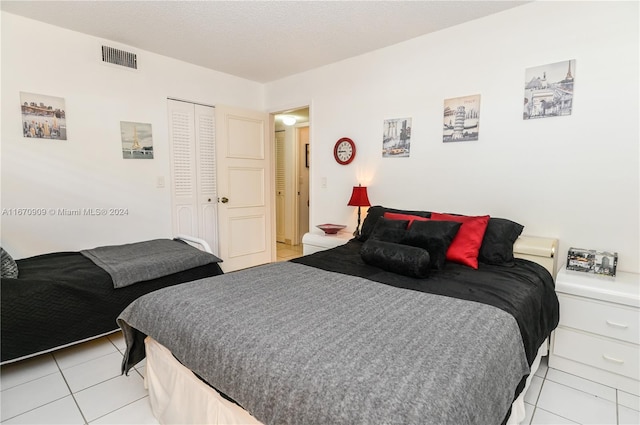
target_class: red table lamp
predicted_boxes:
[347,184,371,238]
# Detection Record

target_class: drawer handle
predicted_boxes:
[605,320,629,329]
[602,354,625,364]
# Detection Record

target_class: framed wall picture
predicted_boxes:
[382,117,411,157]
[443,94,480,142]
[524,59,575,120]
[121,121,154,159]
[20,92,67,140]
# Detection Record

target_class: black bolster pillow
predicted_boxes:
[361,239,431,278]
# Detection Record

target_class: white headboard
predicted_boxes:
[514,235,558,279]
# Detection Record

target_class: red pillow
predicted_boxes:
[384,212,429,228]
[430,213,490,269]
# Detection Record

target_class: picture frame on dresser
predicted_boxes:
[567,247,618,276]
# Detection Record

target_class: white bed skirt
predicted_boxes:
[144,337,261,424]
[144,336,547,425]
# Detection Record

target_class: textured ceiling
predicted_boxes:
[1,1,530,83]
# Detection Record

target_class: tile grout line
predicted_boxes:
[60,336,124,425]
[533,406,582,424]
[544,374,618,404]
[87,339,151,424]
[528,367,547,425]
[53,353,89,425]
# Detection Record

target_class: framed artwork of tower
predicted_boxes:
[443,94,480,143]
[523,59,575,120]
[121,121,154,159]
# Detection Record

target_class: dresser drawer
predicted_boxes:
[558,294,640,344]
[553,327,639,379]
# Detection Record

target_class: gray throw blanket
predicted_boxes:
[118,262,529,425]
[82,239,221,288]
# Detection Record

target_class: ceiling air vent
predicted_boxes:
[101,45,137,70]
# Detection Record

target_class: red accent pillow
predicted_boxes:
[430,213,490,269]
[384,212,429,228]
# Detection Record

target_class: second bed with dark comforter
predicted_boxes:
[1,239,223,364]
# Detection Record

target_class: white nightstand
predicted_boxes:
[302,232,353,255]
[549,265,640,395]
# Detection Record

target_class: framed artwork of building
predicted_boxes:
[524,59,575,120]
[20,92,67,140]
[382,117,411,157]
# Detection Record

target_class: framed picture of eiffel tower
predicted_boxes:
[121,121,153,159]
[523,59,575,120]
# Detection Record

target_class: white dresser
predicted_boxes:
[302,232,353,255]
[549,265,640,395]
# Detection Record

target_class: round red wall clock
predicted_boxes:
[334,137,356,165]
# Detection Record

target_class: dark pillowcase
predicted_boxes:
[358,206,431,242]
[368,217,409,243]
[400,220,462,270]
[360,239,431,279]
[478,218,524,266]
[1,247,19,279]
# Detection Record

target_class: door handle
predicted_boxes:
[220,197,229,204]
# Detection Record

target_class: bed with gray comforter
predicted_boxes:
[118,238,559,425]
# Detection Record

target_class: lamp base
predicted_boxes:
[353,206,362,238]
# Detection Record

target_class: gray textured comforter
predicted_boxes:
[118,261,529,425]
[81,239,220,288]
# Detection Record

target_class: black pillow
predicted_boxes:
[400,220,462,270]
[368,217,409,243]
[361,239,431,278]
[358,206,431,242]
[478,218,524,266]
[1,247,19,278]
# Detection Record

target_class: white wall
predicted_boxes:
[265,1,640,273]
[1,12,264,259]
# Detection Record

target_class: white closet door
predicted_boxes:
[275,130,286,243]
[194,105,218,255]
[168,100,218,255]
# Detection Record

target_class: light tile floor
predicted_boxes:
[1,243,637,424]
[276,242,303,262]
[3,335,638,424]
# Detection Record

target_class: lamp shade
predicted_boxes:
[347,185,371,207]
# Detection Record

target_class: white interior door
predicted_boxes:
[167,100,218,255]
[297,125,310,244]
[215,105,273,272]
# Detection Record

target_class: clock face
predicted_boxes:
[334,137,356,165]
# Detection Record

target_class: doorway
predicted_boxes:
[274,107,310,248]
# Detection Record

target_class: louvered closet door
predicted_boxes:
[168,100,218,255]
[194,105,218,254]
[275,130,285,243]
